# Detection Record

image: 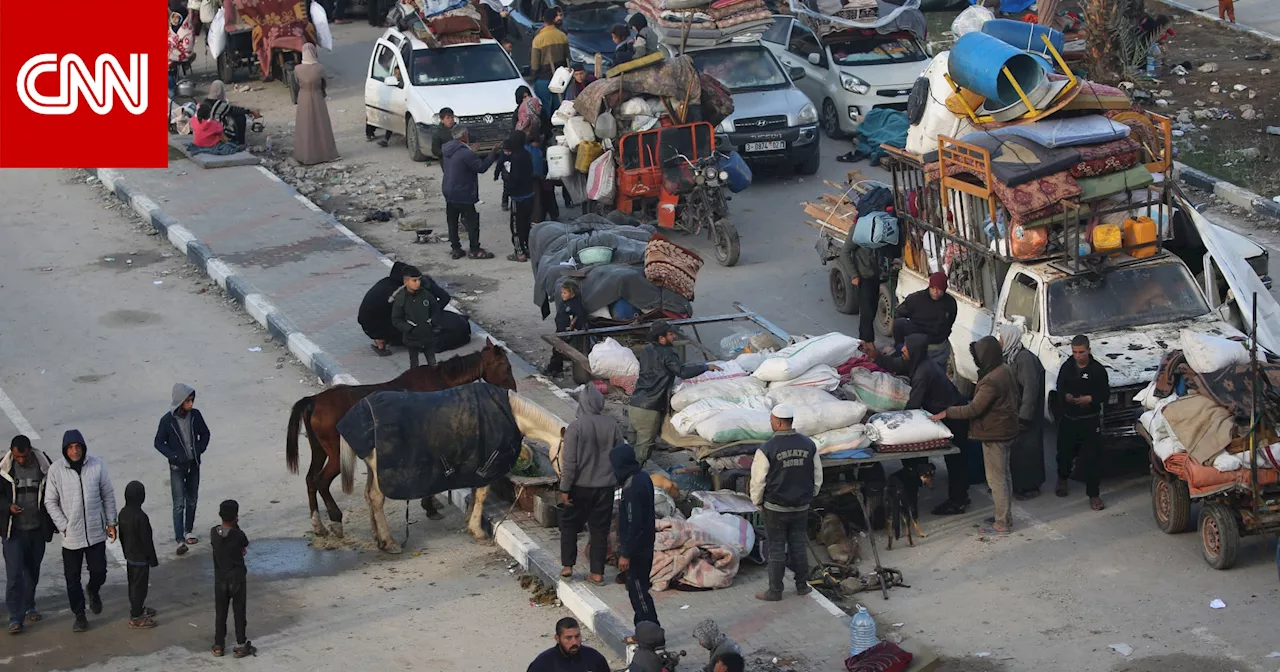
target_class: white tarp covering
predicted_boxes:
[787,0,925,39]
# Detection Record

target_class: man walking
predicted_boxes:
[45,430,117,632]
[441,126,501,259]
[526,617,611,672]
[558,384,621,584]
[1055,334,1110,511]
[629,320,719,465]
[750,405,821,601]
[1,435,55,633]
[154,383,210,555]
[611,443,658,627]
[528,10,569,112]
[391,265,453,368]
[932,336,1019,535]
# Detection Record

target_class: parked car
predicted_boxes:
[364,28,527,161]
[762,15,927,137]
[506,0,626,70]
[677,43,821,175]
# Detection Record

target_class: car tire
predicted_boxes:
[821,99,843,139]
[406,116,428,163]
[796,149,820,175]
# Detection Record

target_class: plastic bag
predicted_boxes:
[310,2,334,51]
[588,337,638,378]
[1180,329,1249,374]
[868,410,953,446]
[793,400,868,437]
[766,365,841,391]
[753,332,862,382]
[671,376,767,412]
[586,149,616,202]
[846,368,910,412]
[594,111,618,140]
[687,510,756,555]
[951,4,994,37]
[735,352,768,374]
[207,9,226,58]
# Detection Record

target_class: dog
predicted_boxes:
[816,512,861,566]
[885,461,935,550]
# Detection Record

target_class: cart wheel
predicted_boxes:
[711,218,740,267]
[284,63,299,105]
[876,283,893,338]
[1199,502,1240,570]
[217,51,235,84]
[829,267,857,314]
[1151,475,1191,534]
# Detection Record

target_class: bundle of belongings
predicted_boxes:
[1137,330,1280,496]
[390,0,488,45]
[626,0,773,48]
[789,0,926,42]
[226,0,318,79]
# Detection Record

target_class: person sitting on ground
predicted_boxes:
[500,131,537,262]
[203,80,259,146]
[390,264,453,368]
[117,481,159,629]
[893,271,958,369]
[693,619,742,672]
[526,616,610,672]
[712,652,746,672]
[441,126,502,260]
[611,24,635,65]
[358,261,410,356]
[557,384,621,584]
[563,61,596,101]
[545,279,588,377]
[190,100,227,149]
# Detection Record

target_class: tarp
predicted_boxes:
[853,108,909,166]
[789,0,926,41]
[228,0,316,79]
[335,383,522,500]
[1187,202,1280,356]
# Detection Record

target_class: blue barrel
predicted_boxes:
[950,32,1045,108]
[981,19,1065,57]
[717,151,753,193]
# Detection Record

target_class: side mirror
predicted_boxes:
[789,66,806,81]
[807,52,820,66]
[384,76,400,87]
[520,64,532,78]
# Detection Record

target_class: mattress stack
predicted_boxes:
[625,0,773,48]
[396,0,486,46]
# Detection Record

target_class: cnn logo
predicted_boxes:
[17,53,148,116]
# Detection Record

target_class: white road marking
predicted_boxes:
[0,386,39,439]
[255,165,283,183]
[295,193,324,213]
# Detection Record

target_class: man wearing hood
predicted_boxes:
[117,481,159,629]
[749,405,821,601]
[693,619,741,672]
[611,444,658,627]
[2,435,55,633]
[558,384,621,584]
[441,126,501,260]
[998,323,1046,500]
[500,130,537,262]
[629,320,720,465]
[842,235,882,343]
[628,621,669,672]
[154,383,211,555]
[391,265,453,368]
[932,337,1019,535]
[863,333,974,515]
[1055,334,1110,511]
[526,617,610,672]
[45,429,117,632]
[893,271,958,370]
[358,261,410,356]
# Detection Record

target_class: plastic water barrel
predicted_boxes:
[1092,223,1123,253]
[1123,216,1159,258]
[949,32,1045,108]
[546,145,573,180]
[981,19,1065,57]
[717,151,753,193]
[850,604,878,656]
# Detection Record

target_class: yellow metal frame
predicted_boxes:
[944,34,1079,124]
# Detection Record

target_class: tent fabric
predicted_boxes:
[335,383,522,500]
[853,108,909,167]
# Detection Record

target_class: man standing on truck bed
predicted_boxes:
[529,11,569,113]
[629,321,720,465]
[894,271,958,370]
[1055,334,1110,511]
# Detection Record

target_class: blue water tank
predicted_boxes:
[981,19,1066,57]
[949,32,1045,108]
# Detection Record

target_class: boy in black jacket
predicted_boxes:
[611,443,657,628]
[117,481,159,628]
[500,131,537,262]
[1055,334,1110,510]
[211,500,254,658]
[545,279,588,377]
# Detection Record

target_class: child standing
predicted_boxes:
[211,500,254,658]
[500,130,537,262]
[117,481,159,629]
[1218,0,1235,22]
[545,279,587,377]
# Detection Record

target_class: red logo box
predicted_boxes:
[0,2,168,168]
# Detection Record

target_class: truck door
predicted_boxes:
[996,271,1047,356]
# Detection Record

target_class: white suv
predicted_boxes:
[364,28,528,160]
[763,16,927,137]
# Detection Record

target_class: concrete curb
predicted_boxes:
[1172,161,1280,222]
[1153,0,1280,44]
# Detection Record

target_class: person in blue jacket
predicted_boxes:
[611,443,658,629]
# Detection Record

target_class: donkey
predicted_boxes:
[285,340,516,537]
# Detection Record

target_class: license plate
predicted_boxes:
[744,140,786,152]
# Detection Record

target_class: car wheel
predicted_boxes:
[829,267,857,314]
[821,99,843,139]
[406,116,428,163]
[796,149,820,175]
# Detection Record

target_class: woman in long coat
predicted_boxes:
[999,322,1046,499]
[293,44,339,165]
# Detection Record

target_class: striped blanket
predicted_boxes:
[644,234,702,301]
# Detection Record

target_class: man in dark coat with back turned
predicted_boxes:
[440,126,501,259]
[390,265,453,368]
[628,320,719,465]
[612,443,658,628]
[1055,334,1110,511]
[749,405,821,602]
[358,261,408,357]
[842,237,881,343]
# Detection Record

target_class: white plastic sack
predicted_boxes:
[671,376,767,412]
[618,97,651,118]
[551,100,576,127]
[766,386,838,407]
[594,111,618,140]
[671,397,773,436]
[1212,451,1246,472]
[735,352,768,374]
[695,409,774,443]
[767,365,841,391]
[812,425,874,456]
[310,2,334,51]
[951,4,993,36]
[682,360,747,385]
[564,116,596,151]
[586,149,616,202]
[1180,329,1249,374]
[868,410,953,446]
[208,9,227,58]
[548,66,573,94]
[198,0,218,23]
[687,510,755,555]
[793,401,868,437]
[845,369,910,412]
[753,332,861,382]
[630,115,659,132]
[588,337,638,378]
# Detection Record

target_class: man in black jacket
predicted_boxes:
[499,131,537,262]
[1,435,54,633]
[390,265,453,368]
[749,405,821,601]
[842,237,881,343]
[893,272,958,370]
[526,617,611,672]
[154,383,210,555]
[358,261,408,357]
[1055,334,1110,510]
[611,443,658,627]
[628,321,719,464]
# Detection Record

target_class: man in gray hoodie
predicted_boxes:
[44,430,117,632]
[154,384,211,555]
[558,384,621,584]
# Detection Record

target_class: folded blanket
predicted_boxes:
[714,8,771,27]
[707,0,763,18]
[1160,394,1236,465]
[650,518,741,591]
[1164,452,1279,497]
[1075,164,1154,202]
[1069,138,1142,177]
[645,233,703,300]
[925,162,1082,226]
[659,9,713,22]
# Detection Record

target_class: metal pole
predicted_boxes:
[1250,293,1260,512]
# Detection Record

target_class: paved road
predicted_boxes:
[0,170,617,671]
[1169,0,1280,36]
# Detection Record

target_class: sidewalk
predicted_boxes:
[93,159,913,670]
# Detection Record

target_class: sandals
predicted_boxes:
[1090,497,1106,511]
[468,249,495,260]
[142,607,158,618]
[450,248,467,260]
[370,344,393,357]
[176,542,188,556]
[587,574,605,586]
[185,535,200,545]
[560,567,573,578]
[212,646,225,657]
[129,617,157,629]
[234,642,258,658]
[25,610,41,622]
[8,621,22,634]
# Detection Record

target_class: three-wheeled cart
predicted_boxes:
[216,0,312,103]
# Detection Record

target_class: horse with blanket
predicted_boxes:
[337,381,567,553]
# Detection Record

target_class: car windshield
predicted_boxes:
[561,4,627,31]
[830,35,926,66]
[1046,262,1210,335]
[689,47,788,92]
[409,44,519,86]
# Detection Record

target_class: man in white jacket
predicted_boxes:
[44,429,117,633]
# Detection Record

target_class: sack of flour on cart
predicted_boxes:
[670,396,774,436]
[845,368,911,412]
[588,337,639,378]
[683,360,749,384]
[793,400,868,436]
[695,408,774,443]
[766,386,838,407]
[868,409,953,446]
[671,376,767,411]
[1180,329,1250,374]
[766,365,841,391]
[753,332,862,382]
[812,424,875,456]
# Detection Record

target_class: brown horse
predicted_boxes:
[286,340,517,537]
